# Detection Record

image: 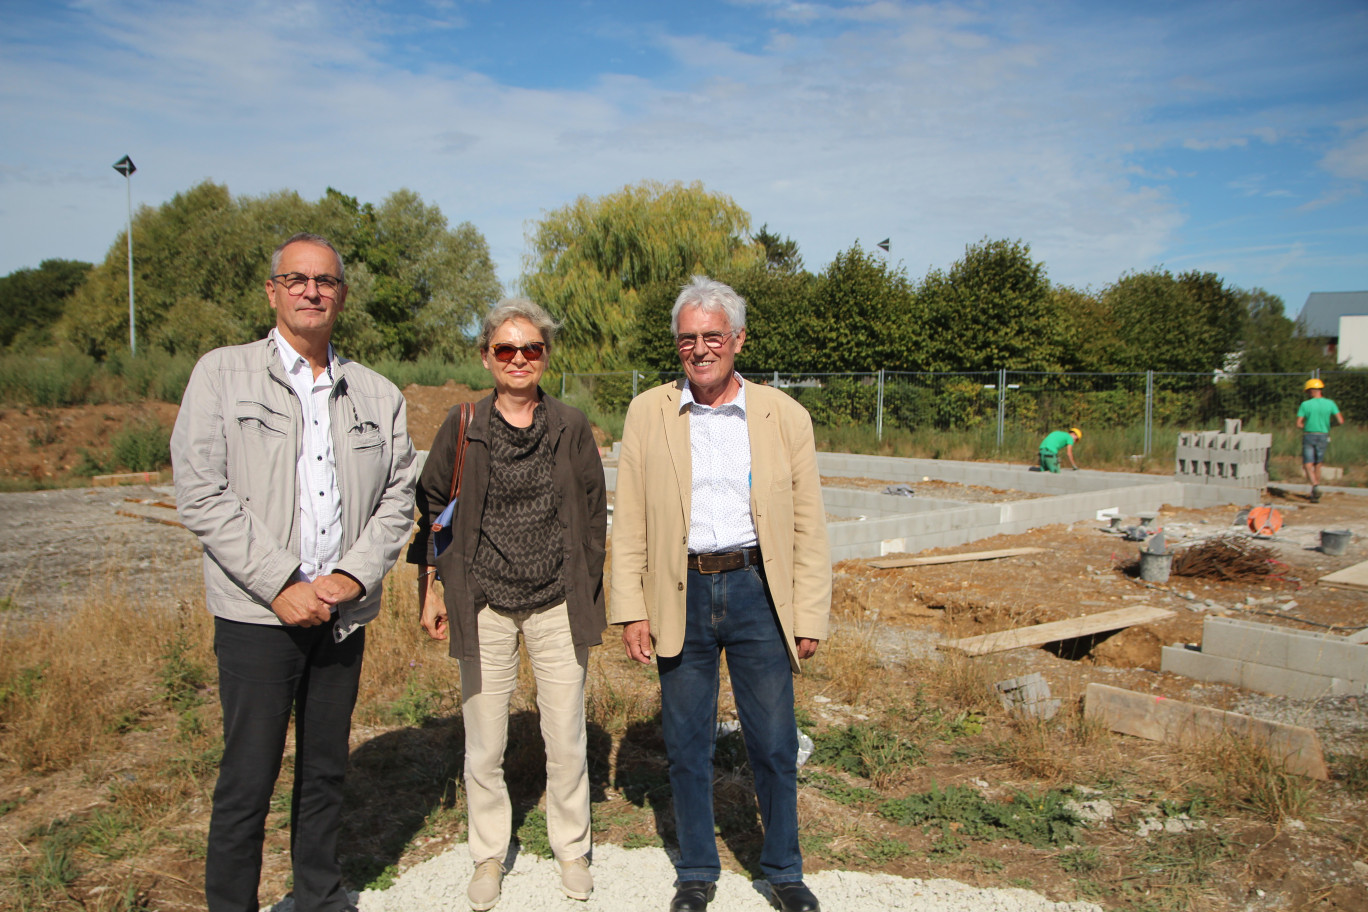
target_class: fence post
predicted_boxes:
[876,369,885,441]
[561,372,567,399]
[996,368,1006,450]
[632,370,638,399]
[1144,371,1154,456]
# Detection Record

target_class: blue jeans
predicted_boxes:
[658,565,802,884]
[1302,432,1329,465]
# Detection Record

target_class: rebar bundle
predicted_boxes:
[1171,536,1280,581]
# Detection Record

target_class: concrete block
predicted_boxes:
[1202,616,1367,681]
[1161,646,1366,699]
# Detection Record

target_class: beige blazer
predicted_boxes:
[609,379,831,672]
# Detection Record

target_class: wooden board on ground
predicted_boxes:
[1318,559,1368,593]
[938,605,1174,656]
[1084,682,1329,779]
[870,547,1047,570]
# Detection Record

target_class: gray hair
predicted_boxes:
[671,275,746,334]
[271,232,346,282]
[480,298,561,351]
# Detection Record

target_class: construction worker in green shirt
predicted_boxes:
[1296,378,1343,503]
[1038,427,1081,473]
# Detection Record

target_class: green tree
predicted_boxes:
[522,180,761,371]
[1101,269,1245,374]
[804,244,916,373]
[0,259,93,349]
[915,238,1063,372]
[54,182,498,363]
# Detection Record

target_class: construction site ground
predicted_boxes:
[0,387,1365,910]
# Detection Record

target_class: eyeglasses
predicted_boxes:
[271,273,344,298]
[490,341,547,363]
[675,330,735,351]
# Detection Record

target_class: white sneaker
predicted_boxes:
[468,858,505,911]
[559,855,593,901]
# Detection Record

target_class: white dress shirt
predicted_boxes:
[271,329,344,585]
[682,375,758,553]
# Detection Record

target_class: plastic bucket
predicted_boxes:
[1320,529,1352,556]
[1139,550,1172,583]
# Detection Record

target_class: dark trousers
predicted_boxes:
[206,617,365,912]
[657,565,802,883]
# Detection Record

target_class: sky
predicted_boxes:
[2,0,1366,320]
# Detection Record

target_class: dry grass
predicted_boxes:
[0,562,1361,911]
[0,597,212,772]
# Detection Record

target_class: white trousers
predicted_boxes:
[460,601,591,864]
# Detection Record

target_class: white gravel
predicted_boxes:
[286,842,1101,912]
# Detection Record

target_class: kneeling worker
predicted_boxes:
[1038,427,1081,472]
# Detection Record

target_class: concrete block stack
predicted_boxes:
[1174,420,1270,488]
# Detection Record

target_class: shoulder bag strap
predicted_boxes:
[446,402,474,503]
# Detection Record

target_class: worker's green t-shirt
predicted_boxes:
[1297,398,1340,434]
[1039,430,1074,454]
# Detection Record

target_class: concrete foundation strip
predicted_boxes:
[1084,682,1328,779]
[868,546,1047,569]
[938,605,1174,656]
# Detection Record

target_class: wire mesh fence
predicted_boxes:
[558,368,1367,456]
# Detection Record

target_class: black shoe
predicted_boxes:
[670,881,717,912]
[771,881,821,912]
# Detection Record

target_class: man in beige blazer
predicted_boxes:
[611,276,830,912]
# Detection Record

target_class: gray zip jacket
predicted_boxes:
[172,337,416,629]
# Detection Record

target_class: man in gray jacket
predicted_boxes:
[172,233,416,912]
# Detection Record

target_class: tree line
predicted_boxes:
[0,179,1338,380]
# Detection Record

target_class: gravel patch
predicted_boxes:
[266,843,1101,912]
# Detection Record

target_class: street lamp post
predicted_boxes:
[112,155,136,355]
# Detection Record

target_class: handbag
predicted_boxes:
[431,402,474,560]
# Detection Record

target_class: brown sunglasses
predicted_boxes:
[491,341,546,363]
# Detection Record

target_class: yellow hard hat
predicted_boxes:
[1070,427,1082,440]
[1304,378,1324,390]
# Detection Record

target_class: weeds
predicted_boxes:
[1197,734,1319,824]
[810,721,922,789]
[879,784,1081,849]
[516,807,553,859]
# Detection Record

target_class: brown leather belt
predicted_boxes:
[687,547,761,574]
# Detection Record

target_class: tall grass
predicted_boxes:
[371,355,492,392]
[0,349,196,407]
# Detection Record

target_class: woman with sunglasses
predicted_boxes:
[409,298,607,910]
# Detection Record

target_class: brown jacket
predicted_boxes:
[409,392,607,662]
[609,379,831,672]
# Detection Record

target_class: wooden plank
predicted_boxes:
[92,471,161,486]
[938,605,1174,656]
[115,509,186,530]
[1084,683,1329,779]
[870,547,1047,570]
[1318,559,1368,593]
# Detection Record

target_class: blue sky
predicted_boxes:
[2,0,1365,319]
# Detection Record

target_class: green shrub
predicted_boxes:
[110,420,171,472]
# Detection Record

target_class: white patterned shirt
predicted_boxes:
[682,375,757,553]
[271,329,343,586]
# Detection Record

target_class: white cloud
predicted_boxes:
[1,0,1365,314]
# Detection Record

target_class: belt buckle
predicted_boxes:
[698,556,722,574]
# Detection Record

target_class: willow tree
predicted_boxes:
[520,180,761,371]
